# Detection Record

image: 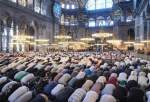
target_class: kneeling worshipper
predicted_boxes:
[0,52,150,102]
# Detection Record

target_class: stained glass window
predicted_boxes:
[89,19,96,27]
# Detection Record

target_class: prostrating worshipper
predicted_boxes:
[0,51,149,102]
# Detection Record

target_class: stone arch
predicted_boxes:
[0,19,4,32]
[146,3,150,18]
[32,20,39,30]
[1,11,10,19]
[97,16,105,20]
[26,25,35,51]
[127,28,135,41]
[0,19,4,51]
[89,18,95,20]
[1,11,13,26]
[0,11,13,52]
[18,16,29,29]
[97,16,107,26]
[26,25,35,36]
[6,17,13,27]
[30,20,39,37]
[17,15,29,35]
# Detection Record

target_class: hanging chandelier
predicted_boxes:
[134,43,144,46]
[141,40,150,43]
[107,39,122,45]
[54,35,72,40]
[35,39,49,42]
[58,41,86,45]
[80,37,95,42]
[12,35,34,39]
[124,41,135,44]
[92,32,113,38]
[94,43,108,46]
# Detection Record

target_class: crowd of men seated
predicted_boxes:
[0,51,150,102]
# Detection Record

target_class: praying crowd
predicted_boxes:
[0,51,150,102]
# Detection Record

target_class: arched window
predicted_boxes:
[66,4,70,9]
[10,0,17,3]
[41,0,47,15]
[61,2,77,10]
[27,0,33,9]
[89,18,95,27]
[34,0,41,13]
[71,5,75,9]
[61,3,65,8]
[106,16,114,26]
[18,0,27,7]
[126,16,133,22]
[99,20,106,26]
[86,0,113,10]
[96,0,105,9]
[106,0,113,8]
[97,16,105,26]
[96,16,114,27]
[86,0,96,10]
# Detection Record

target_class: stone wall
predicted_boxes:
[0,0,59,52]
